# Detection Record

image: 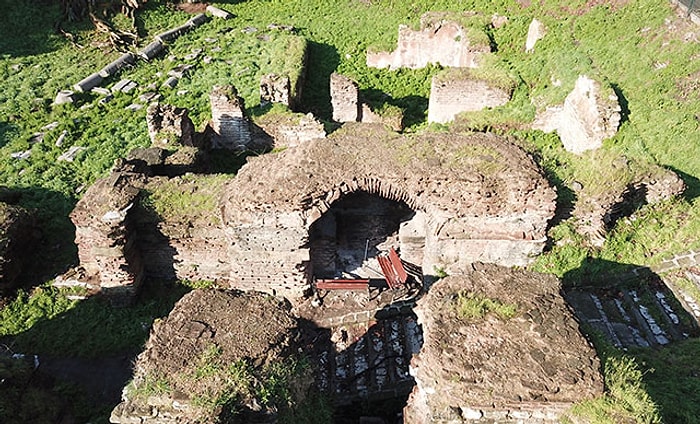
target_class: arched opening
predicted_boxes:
[308,191,423,281]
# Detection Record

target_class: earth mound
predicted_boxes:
[111,288,316,423]
[405,263,604,422]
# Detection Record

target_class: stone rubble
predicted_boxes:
[57,146,86,162]
[53,90,75,105]
[145,103,195,148]
[260,73,291,107]
[55,130,67,147]
[206,5,232,19]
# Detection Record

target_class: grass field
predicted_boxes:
[2,0,700,422]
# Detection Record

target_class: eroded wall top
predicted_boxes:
[220,124,556,234]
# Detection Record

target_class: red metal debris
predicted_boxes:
[315,279,370,290]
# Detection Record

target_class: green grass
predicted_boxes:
[454,291,518,321]
[142,173,228,224]
[0,280,188,358]
[129,344,329,422]
[1,0,700,422]
[567,354,661,424]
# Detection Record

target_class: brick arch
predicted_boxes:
[304,177,428,229]
[306,177,428,280]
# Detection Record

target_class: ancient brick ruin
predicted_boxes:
[70,161,147,301]
[533,75,622,154]
[70,124,556,303]
[367,12,491,70]
[330,73,404,130]
[208,85,252,150]
[427,69,512,123]
[254,112,326,149]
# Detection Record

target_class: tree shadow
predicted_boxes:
[562,257,700,422]
[0,0,65,58]
[0,185,77,294]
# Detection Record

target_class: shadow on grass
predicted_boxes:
[0,121,19,149]
[0,278,191,423]
[1,186,77,293]
[299,40,340,121]
[562,257,700,423]
[670,166,700,203]
[0,0,65,57]
[360,88,429,130]
[610,83,630,127]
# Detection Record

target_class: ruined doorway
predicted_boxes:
[309,191,422,280]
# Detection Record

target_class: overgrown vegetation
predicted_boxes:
[0,280,188,358]
[567,354,661,424]
[142,173,228,224]
[127,344,331,423]
[2,0,700,422]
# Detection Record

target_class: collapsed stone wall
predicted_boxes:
[404,264,604,423]
[146,104,196,148]
[573,169,686,246]
[260,73,291,107]
[367,12,491,70]
[427,71,512,124]
[533,75,621,154]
